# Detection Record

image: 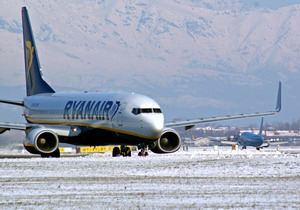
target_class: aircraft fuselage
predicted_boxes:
[238,132,263,147]
[23,92,164,146]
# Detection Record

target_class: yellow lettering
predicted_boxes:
[25,41,34,79]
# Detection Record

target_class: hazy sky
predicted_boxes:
[0,0,299,126]
[245,0,300,9]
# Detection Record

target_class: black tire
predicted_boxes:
[138,150,147,157]
[41,153,49,158]
[112,147,121,157]
[125,147,131,157]
[51,148,60,158]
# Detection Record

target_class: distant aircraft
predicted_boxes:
[0,7,281,157]
[221,118,276,150]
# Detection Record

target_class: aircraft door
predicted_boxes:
[117,103,126,126]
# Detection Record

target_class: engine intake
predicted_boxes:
[35,131,59,153]
[150,128,181,154]
[25,128,59,154]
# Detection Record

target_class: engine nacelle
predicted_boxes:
[0,128,8,134]
[150,128,181,154]
[24,128,59,155]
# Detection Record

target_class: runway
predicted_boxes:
[0,147,299,209]
[0,154,88,159]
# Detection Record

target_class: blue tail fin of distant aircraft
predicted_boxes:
[258,118,263,136]
[22,7,55,96]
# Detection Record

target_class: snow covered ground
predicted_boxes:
[0,147,299,209]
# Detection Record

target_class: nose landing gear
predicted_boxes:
[111,144,149,157]
[138,143,149,157]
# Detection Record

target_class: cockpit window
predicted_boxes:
[132,108,141,115]
[141,108,152,113]
[153,108,162,113]
[131,108,162,115]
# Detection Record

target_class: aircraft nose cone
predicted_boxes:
[145,115,164,138]
[151,120,164,136]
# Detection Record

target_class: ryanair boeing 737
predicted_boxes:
[0,7,281,157]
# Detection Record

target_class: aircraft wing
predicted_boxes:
[165,82,281,130]
[205,137,237,145]
[0,122,82,138]
[0,100,26,132]
[269,141,289,146]
[0,99,24,106]
[220,140,238,145]
[0,122,27,131]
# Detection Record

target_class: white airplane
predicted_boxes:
[0,7,281,157]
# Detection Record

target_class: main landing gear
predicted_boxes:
[41,148,60,158]
[112,145,131,157]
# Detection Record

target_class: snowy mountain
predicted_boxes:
[0,0,299,124]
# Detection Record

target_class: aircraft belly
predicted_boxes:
[59,127,156,146]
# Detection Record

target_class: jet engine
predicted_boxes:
[24,128,59,155]
[150,128,181,154]
[0,128,8,134]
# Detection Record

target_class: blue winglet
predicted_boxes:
[275,81,281,113]
[258,118,263,136]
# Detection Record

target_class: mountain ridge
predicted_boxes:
[0,0,299,124]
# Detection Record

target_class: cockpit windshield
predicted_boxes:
[132,108,162,115]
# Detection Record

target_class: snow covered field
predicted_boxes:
[0,147,299,209]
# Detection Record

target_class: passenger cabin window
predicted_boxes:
[131,108,162,115]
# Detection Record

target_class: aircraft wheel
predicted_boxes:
[51,148,60,158]
[138,144,149,157]
[125,147,131,157]
[41,153,49,158]
[138,150,148,157]
[112,147,121,157]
